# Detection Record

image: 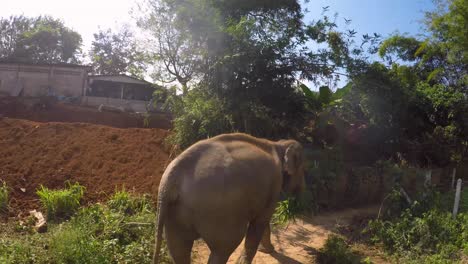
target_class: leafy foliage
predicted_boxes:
[328,0,468,166]
[140,0,373,148]
[367,187,468,263]
[107,188,153,215]
[89,26,147,78]
[36,182,85,220]
[0,15,82,63]
[317,235,367,264]
[271,192,313,226]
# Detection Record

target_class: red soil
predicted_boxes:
[0,117,170,215]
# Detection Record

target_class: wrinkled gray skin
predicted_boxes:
[152,133,305,264]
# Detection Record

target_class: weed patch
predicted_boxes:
[36,182,85,220]
[0,181,9,215]
[0,190,171,264]
[317,235,368,264]
[366,187,468,263]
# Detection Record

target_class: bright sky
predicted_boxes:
[304,0,434,38]
[1,0,436,87]
[0,0,139,50]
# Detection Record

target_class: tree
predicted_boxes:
[136,0,209,95]
[89,26,147,78]
[334,0,468,166]
[138,0,365,148]
[0,15,82,64]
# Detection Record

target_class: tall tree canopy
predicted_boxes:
[334,0,468,166]
[138,0,359,148]
[0,15,82,64]
[89,26,147,78]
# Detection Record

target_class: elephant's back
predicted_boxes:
[175,140,281,220]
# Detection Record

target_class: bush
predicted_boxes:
[166,88,234,149]
[0,181,9,215]
[317,235,366,264]
[36,182,85,220]
[366,187,468,263]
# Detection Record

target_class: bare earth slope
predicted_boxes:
[0,117,170,213]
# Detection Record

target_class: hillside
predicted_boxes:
[0,117,170,214]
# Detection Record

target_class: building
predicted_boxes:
[0,62,162,113]
[0,62,89,97]
[82,75,156,113]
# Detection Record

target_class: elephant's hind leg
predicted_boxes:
[258,224,275,253]
[207,252,230,264]
[237,219,271,264]
[164,223,195,264]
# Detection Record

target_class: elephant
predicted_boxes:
[152,133,305,264]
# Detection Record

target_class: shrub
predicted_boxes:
[167,89,233,149]
[0,181,9,215]
[317,235,365,264]
[366,188,468,263]
[36,182,85,220]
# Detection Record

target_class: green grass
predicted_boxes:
[366,188,468,263]
[36,182,85,220]
[0,181,9,215]
[317,235,369,264]
[107,187,152,215]
[0,189,171,264]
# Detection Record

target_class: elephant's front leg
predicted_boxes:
[236,220,269,264]
[258,224,275,253]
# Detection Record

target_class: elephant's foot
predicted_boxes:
[258,243,275,254]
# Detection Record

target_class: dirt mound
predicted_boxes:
[0,96,172,129]
[0,118,170,214]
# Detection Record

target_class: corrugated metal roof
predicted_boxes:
[0,61,92,69]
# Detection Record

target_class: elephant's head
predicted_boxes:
[277,140,305,195]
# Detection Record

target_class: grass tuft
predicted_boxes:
[317,235,367,264]
[36,182,85,220]
[107,187,153,215]
[0,181,9,215]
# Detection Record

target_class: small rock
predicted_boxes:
[20,188,26,193]
[29,210,47,233]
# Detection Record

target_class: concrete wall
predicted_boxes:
[81,96,149,113]
[0,63,88,97]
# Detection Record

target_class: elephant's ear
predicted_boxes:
[284,143,298,175]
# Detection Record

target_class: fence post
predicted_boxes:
[451,168,457,189]
[424,170,432,188]
[452,179,462,218]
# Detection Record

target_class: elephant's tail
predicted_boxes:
[152,195,167,264]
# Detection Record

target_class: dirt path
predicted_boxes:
[192,206,389,263]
